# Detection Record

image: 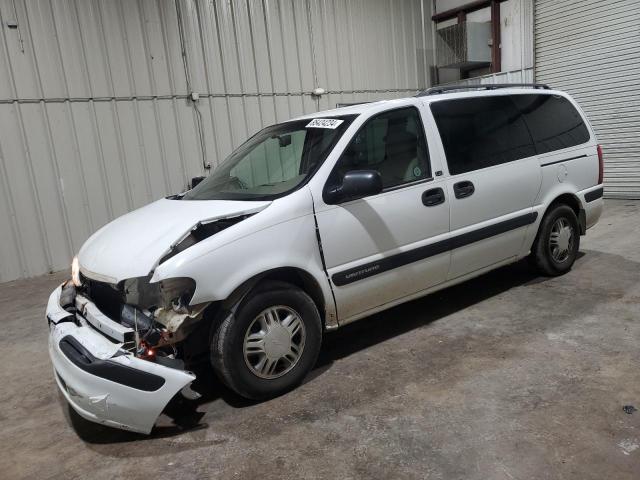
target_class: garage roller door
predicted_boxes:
[535,0,640,198]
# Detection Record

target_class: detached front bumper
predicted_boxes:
[46,284,195,434]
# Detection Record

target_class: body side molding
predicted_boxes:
[332,212,538,286]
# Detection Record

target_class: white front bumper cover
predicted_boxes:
[46,284,196,434]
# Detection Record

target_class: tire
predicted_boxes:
[530,204,580,276]
[210,280,322,400]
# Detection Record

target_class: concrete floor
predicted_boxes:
[1,200,639,479]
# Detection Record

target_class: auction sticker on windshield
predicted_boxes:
[306,118,344,129]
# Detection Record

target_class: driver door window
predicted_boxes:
[331,107,431,190]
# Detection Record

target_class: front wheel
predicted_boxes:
[210,281,322,400]
[530,204,580,276]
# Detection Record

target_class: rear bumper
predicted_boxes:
[47,284,195,434]
[579,185,604,230]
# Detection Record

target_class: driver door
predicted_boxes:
[313,106,450,322]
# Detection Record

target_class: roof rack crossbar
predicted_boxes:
[416,83,551,97]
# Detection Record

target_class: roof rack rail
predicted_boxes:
[335,101,371,108]
[415,83,551,97]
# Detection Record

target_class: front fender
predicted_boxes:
[152,190,336,328]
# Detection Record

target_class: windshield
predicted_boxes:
[182,115,357,201]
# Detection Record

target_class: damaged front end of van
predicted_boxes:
[47,276,203,434]
[46,197,269,434]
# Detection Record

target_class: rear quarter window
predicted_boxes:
[510,94,591,154]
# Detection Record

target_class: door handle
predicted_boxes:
[422,187,445,206]
[453,180,475,199]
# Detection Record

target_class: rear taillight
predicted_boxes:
[597,144,604,184]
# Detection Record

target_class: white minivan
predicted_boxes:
[46,85,604,433]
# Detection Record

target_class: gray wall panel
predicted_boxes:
[0,0,433,282]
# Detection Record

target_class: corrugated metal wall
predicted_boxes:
[535,0,640,199]
[444,67,534,86]
[0,0,433,283]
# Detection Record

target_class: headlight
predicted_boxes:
[71,256,83,287]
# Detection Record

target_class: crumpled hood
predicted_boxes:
[78,197,270,283]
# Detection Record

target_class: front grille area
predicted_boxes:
[84,279,124,320]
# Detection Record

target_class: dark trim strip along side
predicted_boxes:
[584,187,604,203]
[332,212,538,286]
[540,154,587,167]
[59,335,165,392]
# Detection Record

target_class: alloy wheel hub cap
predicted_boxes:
[557,227,571,252]
[243,306,306,379]
[549,217,574,262]
[263,323,292,360]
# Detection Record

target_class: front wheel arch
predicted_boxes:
[210,279,323,399]
[219,267,329,329]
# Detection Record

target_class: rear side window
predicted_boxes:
[511,94,590,154]
[431,96,536,175]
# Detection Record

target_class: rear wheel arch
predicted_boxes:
[530,202,580,276]
[541,192,585,234]
[547,192,581,216]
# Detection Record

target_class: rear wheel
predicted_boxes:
[210,281,322,400]
[530,204,580,276]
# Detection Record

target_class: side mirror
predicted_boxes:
[191,176,205,188]
[325,170,383,204]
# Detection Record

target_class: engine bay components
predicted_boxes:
[75,275,209,356]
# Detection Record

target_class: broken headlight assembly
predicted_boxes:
[121,276,207,338]
[121,276,196,311]
[120,276,209,363]
[70,274,208,364]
